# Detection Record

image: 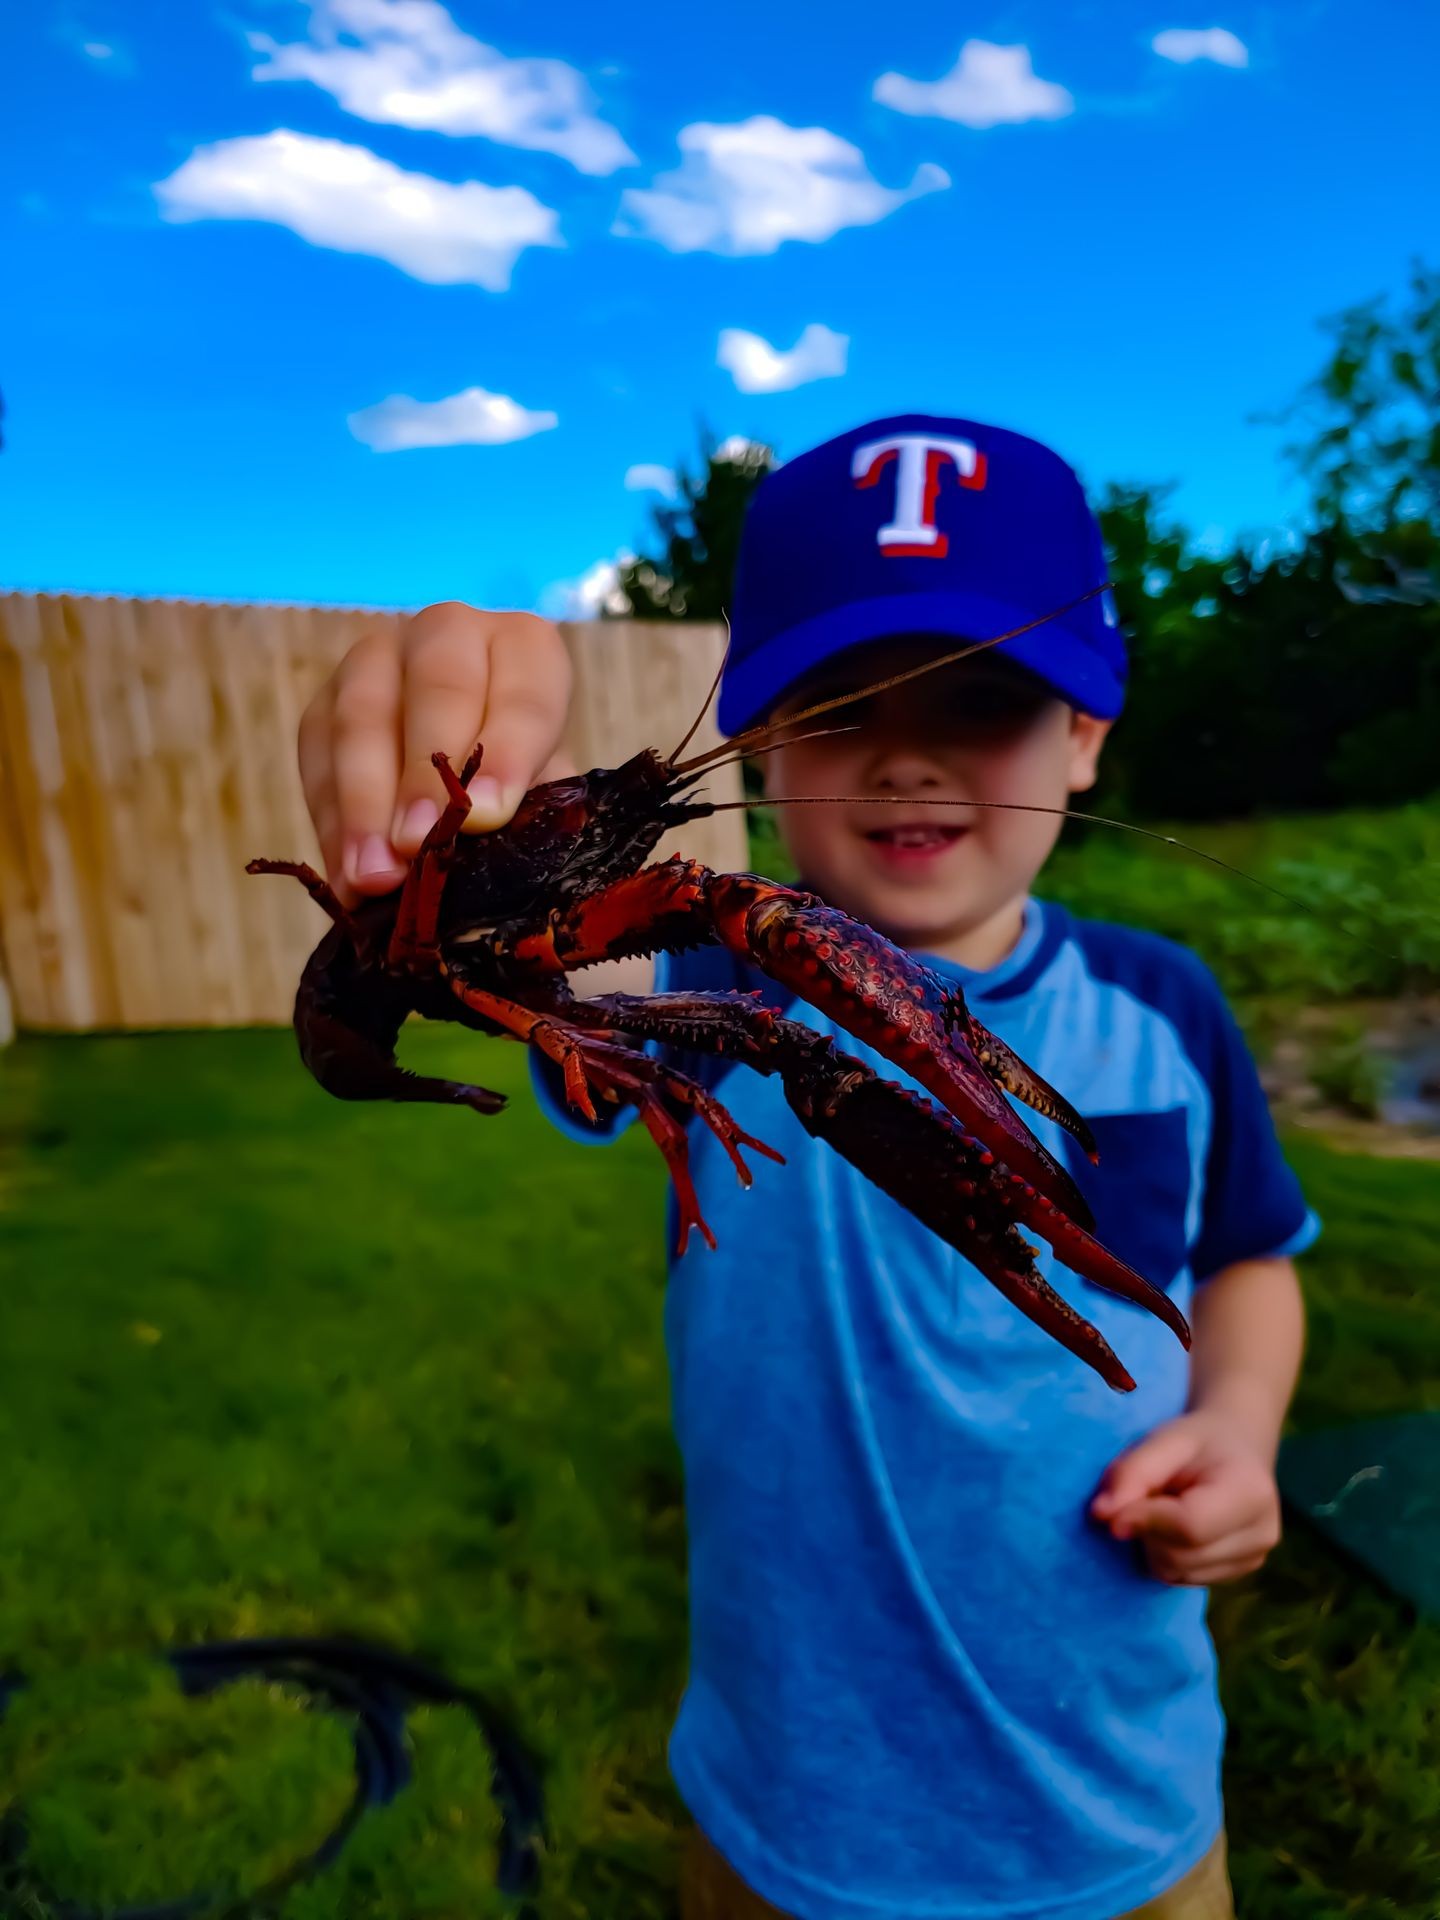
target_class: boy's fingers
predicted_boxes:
[1111,1481,1244,1548]
[458,613,573,832]
[1146,1530,1276,1585]
[297,685,345,893]
[1091,1423,1199,1518]
[1107,1495,1188,1543]
[328,631,407,890]
[393,603,496,850]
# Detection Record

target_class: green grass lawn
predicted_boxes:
[1,1027,1437,1918]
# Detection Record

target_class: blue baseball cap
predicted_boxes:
[717,413,1126,736]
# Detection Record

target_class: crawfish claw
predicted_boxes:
[780,1048,1188,1393]
[707,877,1097,1229]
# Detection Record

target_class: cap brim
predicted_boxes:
[716,589,1125,736]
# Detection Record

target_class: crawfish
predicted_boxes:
[249,615,1190,1393]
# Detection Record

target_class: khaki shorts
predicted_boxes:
[681,1826,1234,1920]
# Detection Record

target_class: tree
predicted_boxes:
[1277,258,1440,622]
[613,431,775,620]
[1095,268,1440,819]
[1090,484,1232,816]
[1280,259,1440,533]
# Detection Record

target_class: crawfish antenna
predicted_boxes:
[667,609,732,767]
[673,583,1114,778]
[670,722,863,795]
[701,794,1405,968]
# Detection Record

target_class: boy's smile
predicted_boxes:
[861,816,969,871]
[762,639,1111,968]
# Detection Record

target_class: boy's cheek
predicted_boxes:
[761,763,861,879]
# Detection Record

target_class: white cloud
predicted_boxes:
[58,22,134,71]
[250,0,635,175]
[615,115,947,256]
[1151,27,1249,66]
[625,463,678,497]
[874,40,1073,128]
[542,551,635,618]
[347,385,557,451]
[717,322,848,394]
[154,129,562,289]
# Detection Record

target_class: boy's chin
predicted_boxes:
[863,898,976,949]
[817,869,986,950]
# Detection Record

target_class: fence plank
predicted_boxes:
[73,596,163,1026]
[0,596,54,1025]
[114,594,201,1024]
[0,596,744,1031]
[26,597,98,1026]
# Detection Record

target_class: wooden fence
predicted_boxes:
[0,594,745,1033]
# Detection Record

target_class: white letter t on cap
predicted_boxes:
[851,434,987,557]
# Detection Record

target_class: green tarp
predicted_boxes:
[1278,1413,1440,1618]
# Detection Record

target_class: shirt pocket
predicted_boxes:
[1063,1107,1193,1291]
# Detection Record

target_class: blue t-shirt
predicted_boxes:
[534,895,1318,1920]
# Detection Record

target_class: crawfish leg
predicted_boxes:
[442,976,608,1122]
[579,1036,783,1182]
[442,976,780,1189]
[629,1084,715,1254]
[387,746,485,970]
[573,1040,781,1256]
[441,974,780,1253]
[246,859,359,939]
[702,875,1096,1228]
[566,987,817,1074]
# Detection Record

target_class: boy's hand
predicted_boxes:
[298,603,573,907]
[1089,1410,1283,1585]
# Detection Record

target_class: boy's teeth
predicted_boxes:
[874,826,957,848]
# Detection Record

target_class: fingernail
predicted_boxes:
[465,774,504,823]
[354,833,404,881]
[393,797,439,848]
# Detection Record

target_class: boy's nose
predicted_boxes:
[868,742,951,792]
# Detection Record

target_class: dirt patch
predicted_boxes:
[1260,995,1440,1157]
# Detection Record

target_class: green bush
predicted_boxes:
[748,796,1440,1008]
[1305,1020,1386,1118]
[1042,799,1440,1003]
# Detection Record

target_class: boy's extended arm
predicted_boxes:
[1089,1256,1306,1585]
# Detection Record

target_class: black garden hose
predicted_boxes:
[0,1636,543,1919]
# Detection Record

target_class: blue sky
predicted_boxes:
[4,0,1436,612]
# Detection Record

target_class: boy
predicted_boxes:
[299,416,1315,1920]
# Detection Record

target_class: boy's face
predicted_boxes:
[762,641,1111,952]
